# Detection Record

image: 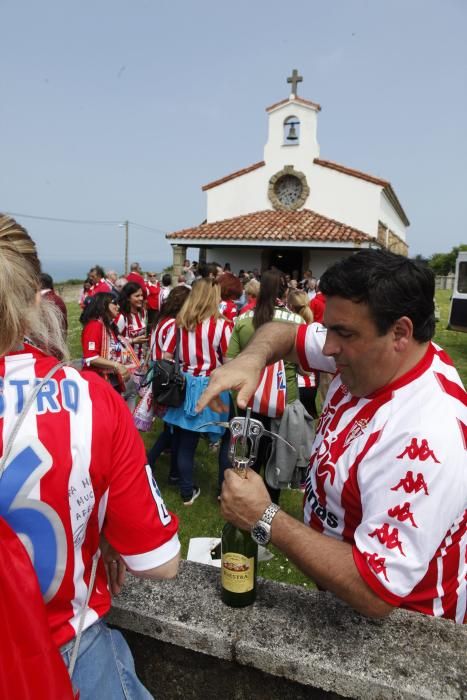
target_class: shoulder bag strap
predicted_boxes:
[174,326,181,372]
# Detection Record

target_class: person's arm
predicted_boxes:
[221,469,394,618]
[130,551,180,580]
[87,356,130,381]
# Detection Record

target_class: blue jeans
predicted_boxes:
[173,427,200,498]
[60,619,153,699]
[147,423,179,481]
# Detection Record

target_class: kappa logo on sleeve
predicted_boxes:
[391,470,429,496]
[397,438,440,463]
[362,552,389,582]
[369,523,406,556]
[387,501,418,528]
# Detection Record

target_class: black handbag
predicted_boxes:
[152,328,186,408]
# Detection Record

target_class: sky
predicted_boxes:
[1,0,466,278]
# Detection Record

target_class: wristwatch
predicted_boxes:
[251,503,281,546]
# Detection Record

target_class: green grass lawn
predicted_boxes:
[67,290,467,588]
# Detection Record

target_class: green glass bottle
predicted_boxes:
[221,521,258,607]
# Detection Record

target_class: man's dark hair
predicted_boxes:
[319,250,435,342]
[40,272,54,290]
[161,273,172,287]
[90,265,105,279]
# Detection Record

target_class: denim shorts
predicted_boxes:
[60,619,153,699]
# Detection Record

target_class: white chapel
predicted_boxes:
[167,70,409,278]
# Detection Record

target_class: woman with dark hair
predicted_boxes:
[81,293,139,409]
[223,270,304,502]
[218,272,243,322]
[117,281,148,361]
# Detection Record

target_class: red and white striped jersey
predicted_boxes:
[247,360,287,418]
[124,309,147,361]
[296,325,467,622]
[0,344,180,647]
[219,299,238,322]
[150,317,176,361]
[164,318,232,376]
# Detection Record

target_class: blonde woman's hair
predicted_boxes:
[176,278,220,330]
[287,289,314,324]
[244,279,260,298]
[0,214,69,359]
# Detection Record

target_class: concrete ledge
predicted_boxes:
[107,560,466,700]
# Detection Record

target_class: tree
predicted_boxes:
[428,245,467,275]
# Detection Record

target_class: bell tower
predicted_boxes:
[263,70,321,172]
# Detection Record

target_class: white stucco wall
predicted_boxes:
[379,191,407,241]
[308,164,381,236]
[201,95,408,245]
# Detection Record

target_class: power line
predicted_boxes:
[6,211,120,225]
[128,220,166,234]
[6,211,167,234]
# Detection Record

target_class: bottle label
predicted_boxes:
[222,552,255,593]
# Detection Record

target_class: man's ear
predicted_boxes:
[393,316,413,351]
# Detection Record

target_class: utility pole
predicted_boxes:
[124,220,129,275]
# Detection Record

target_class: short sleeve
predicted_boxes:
[102,391,180,569]
[295,323,336,373]
[351,423,465,606]
[82,321,102,363]
[226,321,242,359]
[163,322,176,354]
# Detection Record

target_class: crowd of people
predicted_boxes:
[0,212,464,698]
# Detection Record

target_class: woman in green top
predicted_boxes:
[222,270,304,503]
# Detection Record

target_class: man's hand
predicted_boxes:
[196,354,263,413]
[100,536,127,596]
[220,468,271,531]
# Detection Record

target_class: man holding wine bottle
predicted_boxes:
[197,250,466,623]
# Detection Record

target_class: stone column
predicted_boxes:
[172,244,187,284]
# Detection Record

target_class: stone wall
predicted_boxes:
[108,561,466,700]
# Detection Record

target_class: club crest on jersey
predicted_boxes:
[344,419,368,448]
[88,341,96,351]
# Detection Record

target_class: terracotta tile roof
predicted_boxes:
[202,161,265,191]
[166,209,372,244]
[265,96,321,112]
[314,158,410,226]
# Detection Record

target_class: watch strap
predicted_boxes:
[260,503,280,526]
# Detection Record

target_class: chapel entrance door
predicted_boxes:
[264,247,303,279]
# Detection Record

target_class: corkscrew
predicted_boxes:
[199,407,295,476]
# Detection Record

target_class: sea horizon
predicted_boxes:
[41,258,172,284]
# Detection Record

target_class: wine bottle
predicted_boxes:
[221,521,258,607]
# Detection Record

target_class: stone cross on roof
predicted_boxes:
[287,69,303,97]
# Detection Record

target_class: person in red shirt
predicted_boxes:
[309,284,326,323]
[126,262,146,291]
[145,272,161,326]
[218,272,242,322]
[40,273,68,334]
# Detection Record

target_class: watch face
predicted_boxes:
[274,175,303,207]
[251,522,271,546]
